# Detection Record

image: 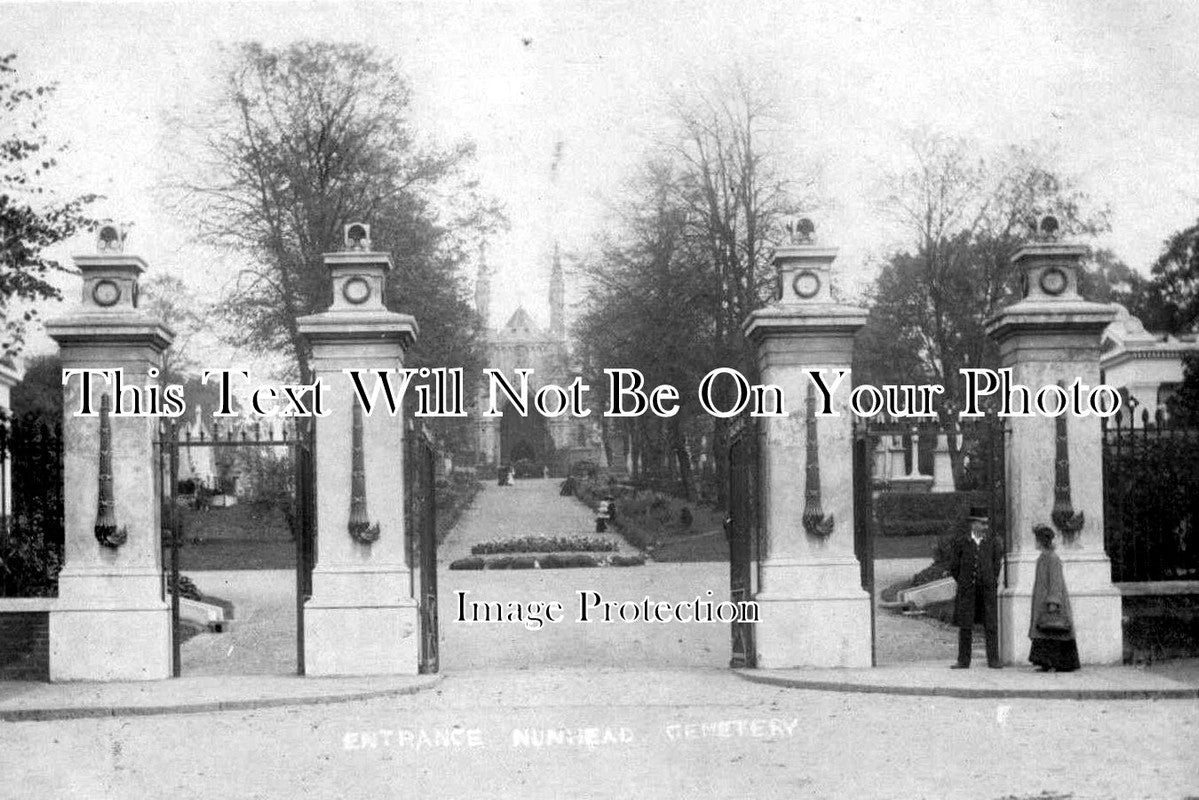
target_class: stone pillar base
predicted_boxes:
[50,605,171,681]
[304,599,420,676]
[49,568,171,681]
[1000,551,1123,666]
[753,559,872,668]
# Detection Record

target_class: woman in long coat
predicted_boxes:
[1029,525,1080,672]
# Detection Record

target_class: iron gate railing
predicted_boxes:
[407,421,439,674]
[853,412,1009,664]
[726,417,759,669]
[157,417,315,677]
[1103,409,1199,582]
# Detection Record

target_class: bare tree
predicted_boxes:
[576,70,813,505]
[860,132,1110,484]
[139,274,205,381]
[665,71,812,504]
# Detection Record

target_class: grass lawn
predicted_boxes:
[163,502,296,571]
[605,495,937,564]
[609,498,729,563]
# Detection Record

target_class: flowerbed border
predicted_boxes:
[449,553,645,570]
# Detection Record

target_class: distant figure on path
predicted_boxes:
[595,495,613,532]
[949,506,1004,669]
[1028,525,1080,673]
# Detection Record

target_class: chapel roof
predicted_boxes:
[503,306,540,334]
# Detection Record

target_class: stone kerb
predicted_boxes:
[985,239,1121,666]
[742,230,872,669]
[296,243,421,676]
[44,229,176,681]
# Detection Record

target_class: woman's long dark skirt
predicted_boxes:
[1029,638,1080,672]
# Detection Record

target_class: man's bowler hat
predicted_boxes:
[966,506,990,522]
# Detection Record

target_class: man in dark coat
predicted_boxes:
[949,506,1004,669]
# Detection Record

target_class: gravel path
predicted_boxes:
[440,563,731,671]
[438,477,636,562]
[181,570,298,676]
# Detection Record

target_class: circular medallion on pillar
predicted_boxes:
[342,276,372,305]
[1039,267,1068,296]
[92,279,122,307]
[792,270,821,300]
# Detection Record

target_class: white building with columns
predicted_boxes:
[1100,303,1199,423]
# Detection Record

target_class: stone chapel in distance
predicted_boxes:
[471,245,610,476]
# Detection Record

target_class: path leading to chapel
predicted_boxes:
[438,477,634,562]
[438,479,730,671]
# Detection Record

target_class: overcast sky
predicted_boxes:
[3,0,1198,366]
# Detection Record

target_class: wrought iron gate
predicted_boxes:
[726,419,759,668]
[407,423,439,674]
[852,432,877,666]
[853,413,1007,663]
[157,417,315,677]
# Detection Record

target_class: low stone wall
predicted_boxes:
[0,600,54,680]
[1120,586,1199,662]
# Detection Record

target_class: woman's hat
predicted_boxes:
[966,506,989,522]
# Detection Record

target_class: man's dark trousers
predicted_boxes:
[956,581,1000,666]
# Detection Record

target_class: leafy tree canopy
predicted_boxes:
[1143,219,1199,334]
[1167,351,1199,426]
[856,134,1111,409]
[0,53,99,358]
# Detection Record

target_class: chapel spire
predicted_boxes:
[475,242,491,331]
[549,241,565,339]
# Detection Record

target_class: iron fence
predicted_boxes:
[1103,409,1199,582]
[0,412,63,597]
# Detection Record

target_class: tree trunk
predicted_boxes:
[670,413,695,501]
[939,409,966,489]
[712,416,730,509]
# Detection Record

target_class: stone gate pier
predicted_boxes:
[297,234,421,675]
[744,230,872,668]
[45,232,174,681]
[987,237,1123,665]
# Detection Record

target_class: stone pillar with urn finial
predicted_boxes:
[297,223,421,675]
[743,219,872,668]
[985,216,1122,665]
[45,224,175,681]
